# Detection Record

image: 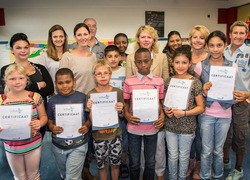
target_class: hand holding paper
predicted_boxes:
[51,125,64,134]
[125,113,141,125]
[203,81,212,96]
[233,91,250,102]
[29,120,41,131]
[172,109,185,118]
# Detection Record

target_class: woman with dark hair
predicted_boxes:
[163,31,182,77]
[59,23,97,180]
[37,24,68,92]
[0,33,54,106]
[59,23,96,94]
[0,32,54,138]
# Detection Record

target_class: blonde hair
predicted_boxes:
[135,25,159,54]
[47,25,68,61]
[92,60,112,75]
[230,21,249,34]
[3,64,29,93]
[189,25,210,47]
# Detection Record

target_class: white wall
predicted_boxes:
[0,0,247,52]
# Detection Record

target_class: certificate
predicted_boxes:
[164,78,192,110]
[0,105,32,141]
[55,104,83,140]
[133,89,158,123]
[109,79,123,90]
[207,66,236,103]
[91,92,118,130]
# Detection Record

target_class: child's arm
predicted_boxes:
[153,101,165,128]
[172,94,204,118]
[124,99,140,125]
[29,102,48,130]
[48,119,64,134]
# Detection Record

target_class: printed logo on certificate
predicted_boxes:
[91,91,119,130]
[55,104,83,140]
[207,66,236,103]
[0,105,32,141]
[164,78,192,110]
[109,79,123,90]
[133,89,159,123]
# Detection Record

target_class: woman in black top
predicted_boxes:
[0,33,54,137]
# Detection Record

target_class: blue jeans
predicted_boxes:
[199,114,231,179]
[52,143,88,180]
[165,130,195,180]
[121,117,128,153]
[128,132,157,180]
[190,117,201,161]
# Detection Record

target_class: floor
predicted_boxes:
[0,126,250,180]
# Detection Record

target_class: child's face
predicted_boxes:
[173,55,191,75]
[105,51,120,69]
[55,74,76,96]
[207,36,225,60]
[115,36,128,53]
[5,71,27,93]
[134,52,152,76]
[94,66,111,87]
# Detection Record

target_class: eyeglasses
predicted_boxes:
[95,72,111,77]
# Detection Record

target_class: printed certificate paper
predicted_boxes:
[0,105,32,141]
[55,104,83,140]
[164,78,192,110]
[133,89,158,123]
[207,66,236,103]
[91,92,118,130]
[109,79,123,90]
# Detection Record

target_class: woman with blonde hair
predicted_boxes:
[37,24,69,92]
[126,25,169,81]
[188,25,210,75]
[126,25,168,180]
[186,25,209,180]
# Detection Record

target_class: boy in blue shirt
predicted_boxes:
[47,68,91,180]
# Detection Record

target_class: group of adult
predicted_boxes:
[0,17,249,180]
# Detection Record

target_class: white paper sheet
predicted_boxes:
[207,66,236,103]
[133,89,158,123]
[0,105,32,141]
[91,92,118,130]
[55,104,83,140]
[164,78,192,110]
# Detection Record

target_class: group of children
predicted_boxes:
[0,20,249,180]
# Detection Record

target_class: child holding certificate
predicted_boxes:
[86,60,124,180]
[194,31,238,179]
[123,48,165,180]
[104,45,129,178]
[0,64,48,180]
[163,45,204,180]
[47,68,91,180]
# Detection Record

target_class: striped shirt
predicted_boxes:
[123,72,164,135]
[0,92,43,154]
